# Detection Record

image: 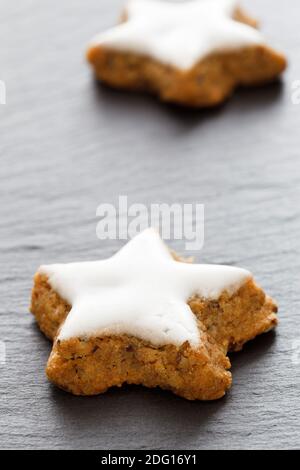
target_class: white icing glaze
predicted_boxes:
[89,0,265,70]
[39,228,252,348]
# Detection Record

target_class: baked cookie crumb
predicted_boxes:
[86,0,287,107]
[30,229,278,400]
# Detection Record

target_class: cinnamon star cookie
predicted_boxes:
[30,228,277,400]
[86,0,286,107]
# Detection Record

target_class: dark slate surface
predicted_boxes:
[0,0,299,450]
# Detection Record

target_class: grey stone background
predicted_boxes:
[0,0,299,449]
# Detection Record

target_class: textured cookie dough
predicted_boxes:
[86,0,286,107]
[30,233,277,401]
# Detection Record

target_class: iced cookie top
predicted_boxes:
[39,229,252,348]
[89,0,264,70]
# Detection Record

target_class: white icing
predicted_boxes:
[39,228,252,348]
[89,0,265,70]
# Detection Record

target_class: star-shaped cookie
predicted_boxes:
[87,0,286,107]
[30,229,277,400]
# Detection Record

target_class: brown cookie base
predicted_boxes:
[86,8,286,107]
[46,333,232,401]
[30,271,277,400]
